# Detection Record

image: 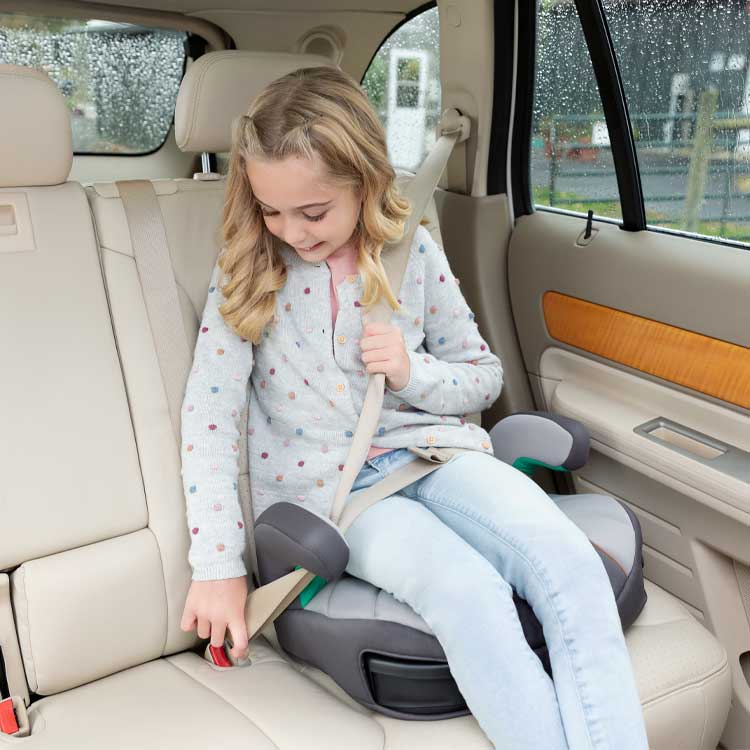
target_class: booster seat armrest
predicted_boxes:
[489,411,590,473]
[254,502,349,586]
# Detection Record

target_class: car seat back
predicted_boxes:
[0,64,201,698]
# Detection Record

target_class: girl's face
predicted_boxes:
[245,152,361,263]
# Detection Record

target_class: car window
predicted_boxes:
[531,1,622,222]
[0,13,186,155]
[361,6,441,171]
[602,0,750,245]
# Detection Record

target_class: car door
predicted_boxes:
[505,2,750,748]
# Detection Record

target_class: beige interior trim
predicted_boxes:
[0,0,231,51]
[436,0,493,196]
[539,348,750,520]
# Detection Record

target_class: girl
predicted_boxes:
[178,66,648,750]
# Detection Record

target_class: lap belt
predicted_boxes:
[117,108,473,653]
[337,446,468,534]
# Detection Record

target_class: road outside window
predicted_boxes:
[534,0,750,245]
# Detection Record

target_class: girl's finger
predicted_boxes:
[361,332,398,350]
[197,616,211,639]
[210,621,228,648]
[180,610,196,632]
[363,322,391,336]
[228,619,249,659]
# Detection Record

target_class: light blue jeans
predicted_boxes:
[343,447,648,750]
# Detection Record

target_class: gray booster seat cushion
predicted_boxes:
[254,413,647,719]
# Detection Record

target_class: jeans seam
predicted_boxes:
[414,489,598,750]
[365,461,385,477]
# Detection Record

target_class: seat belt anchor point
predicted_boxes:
[439,108,471,144]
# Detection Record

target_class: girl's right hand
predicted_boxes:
[180,576,249,661]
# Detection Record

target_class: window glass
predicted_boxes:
[361,7,441,171]
[602,0,750,243]
[0,14,186,154]
[532,0,622,221]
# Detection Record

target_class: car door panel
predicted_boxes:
[508,205,750,747]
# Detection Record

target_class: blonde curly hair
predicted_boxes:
[218,65,412,345]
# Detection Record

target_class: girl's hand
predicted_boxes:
[180,576,249,661]
[360,322,411,392]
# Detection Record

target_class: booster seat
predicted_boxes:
[167,50,648,720]
[254,412,646,719]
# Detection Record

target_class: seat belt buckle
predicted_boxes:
[0,696,30,737]
[203,638,251,669]
[408,446,456,464]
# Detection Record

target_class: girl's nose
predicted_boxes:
[277,217,307,247]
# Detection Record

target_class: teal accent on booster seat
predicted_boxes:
[295,565,328,608]
[512,457,568,476]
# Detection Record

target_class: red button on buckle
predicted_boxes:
[207,644,232,668]
[0,697,19,735]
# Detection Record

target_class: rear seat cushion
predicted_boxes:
[9,581,727,749]
[629,582,731,749]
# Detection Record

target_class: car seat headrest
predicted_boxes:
[0,64,73,188]
[174,50,337,155]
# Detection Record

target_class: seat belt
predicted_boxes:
[116,180,193,446]
[116,109,472,651]
[328,108,471,526]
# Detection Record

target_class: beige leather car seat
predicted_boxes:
[0,62,486,750]
[0,57,732,749]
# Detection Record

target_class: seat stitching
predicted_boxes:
[175,278,199,320]
[638,643,729,705]
[698,669,709,748]
[186,55,229,146]
[163,658,281,749]
[19,566,39,691]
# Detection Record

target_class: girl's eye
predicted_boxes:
[260,209,326,222]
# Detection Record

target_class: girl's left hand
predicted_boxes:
[360,322,411,392]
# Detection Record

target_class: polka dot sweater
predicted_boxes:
[181,224,504,581]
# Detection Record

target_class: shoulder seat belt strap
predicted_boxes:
[328,108,471,526]
[116,179,193,445]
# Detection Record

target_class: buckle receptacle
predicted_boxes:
[0,696,29,737]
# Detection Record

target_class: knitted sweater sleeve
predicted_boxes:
[180,258,254,581]
[388,227,504,416]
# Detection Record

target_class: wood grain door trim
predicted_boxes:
[543,291,750,408]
